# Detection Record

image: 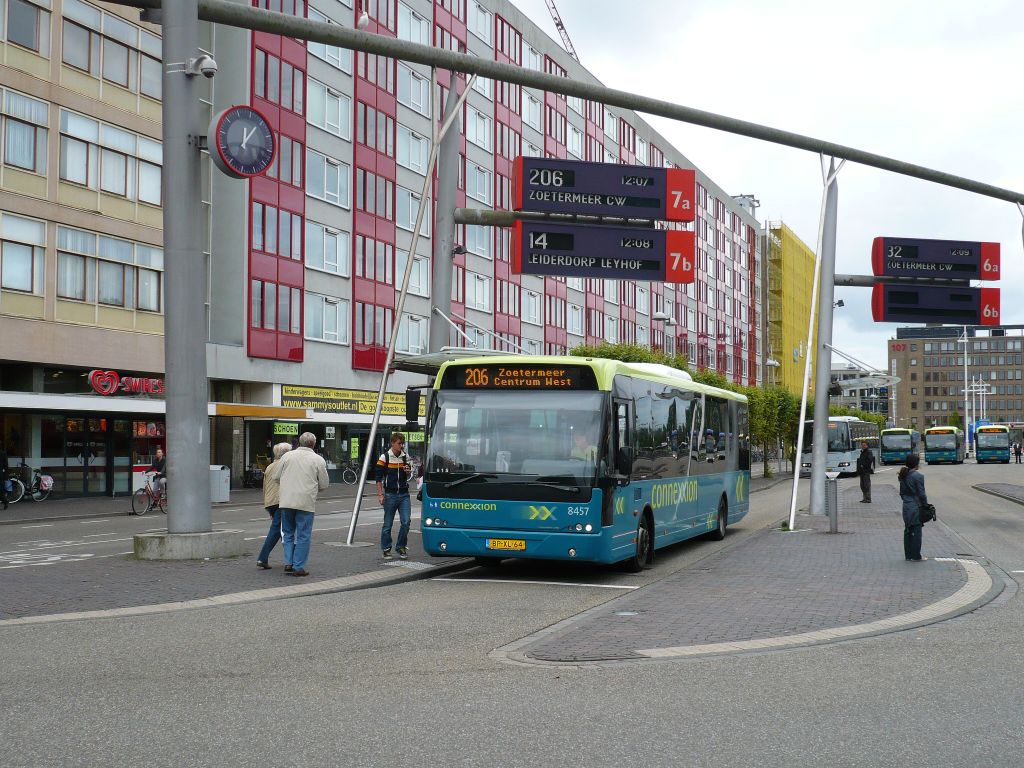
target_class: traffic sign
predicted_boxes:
[871,237,1000,280]
[512,157,696,222]
[511,221,695,283]
[871,284,1000,325]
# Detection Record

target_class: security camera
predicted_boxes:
[187,54,218,79]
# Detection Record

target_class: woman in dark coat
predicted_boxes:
[898,453,928,561]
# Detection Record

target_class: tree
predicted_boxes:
[569,342,688,372]
[948,410,963,429]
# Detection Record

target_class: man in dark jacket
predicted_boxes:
[0,443,8,510]
[856,440,875,503]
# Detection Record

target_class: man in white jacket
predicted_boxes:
[271,432,329,577]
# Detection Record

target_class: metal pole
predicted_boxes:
[961,326,969,452]
[110,0,1024,207]
[429,84,461,353]
[788,157,843,529]
[346,72,476,546]
[163,0,211,535]
[809,158,843,517]
[432,306,477,347]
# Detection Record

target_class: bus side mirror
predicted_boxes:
[616,446,634,476]
[405,388,421,427]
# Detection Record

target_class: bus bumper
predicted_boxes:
[421,526,608,562]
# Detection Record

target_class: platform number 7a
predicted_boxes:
[665,231,696,284]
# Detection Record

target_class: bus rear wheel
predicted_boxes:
[708,497,728,541]
[624,514,652,573]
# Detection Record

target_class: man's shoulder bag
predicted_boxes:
[920,503,937,524]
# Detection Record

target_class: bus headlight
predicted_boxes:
[575,524,583,532]
[424,518,433,526]
[838,462,850,467]
[802,463,812,469]
[585,524,593,532]
[568,548,577,557]
[439,542,447,551]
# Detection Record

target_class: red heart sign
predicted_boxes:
[89,370,121,396]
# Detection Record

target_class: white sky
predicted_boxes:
[511,0,1024,369]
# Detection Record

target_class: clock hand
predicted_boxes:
[240,126,256,151]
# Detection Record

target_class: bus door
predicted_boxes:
[608,399,631,531]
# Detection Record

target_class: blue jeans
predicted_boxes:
[257,505,281,564]
[380,492,411,552]
[281,508,315,571]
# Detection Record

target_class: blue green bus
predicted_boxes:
[975,424,1010,464]
[880,428,921,465]
[924,426,966,464]
[419,356,750,571]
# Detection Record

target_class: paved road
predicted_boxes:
[1,464,1022,766]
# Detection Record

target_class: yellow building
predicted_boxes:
[764,221,818,395]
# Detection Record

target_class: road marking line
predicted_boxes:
[0,537,133,555]
[433,577,639,590]
[243,536,264,541]
[1010,570,1024,574]
[212,521,228,525]
[248,517,268,522]
[84,533,115,538]
[79,520,107,524]
[20,524,53,529]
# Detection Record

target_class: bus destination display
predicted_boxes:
[512,157,696,222]
[511,221,695,283]
[871,237,1000,280]
[443,364,597,390]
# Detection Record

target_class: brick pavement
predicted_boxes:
[515,484,991,663]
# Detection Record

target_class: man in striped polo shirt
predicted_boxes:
[376,432,413,560]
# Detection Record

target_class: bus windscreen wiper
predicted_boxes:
[443,473,499,489]
[526,476,580,492]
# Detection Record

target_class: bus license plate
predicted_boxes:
[486,538,526,551]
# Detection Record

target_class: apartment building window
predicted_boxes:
[3,89,47,174]
[604,316,618,343]
[525,94,542,131]
[452,264,464,303]
[466,272,491,312]
[354,301,393,346]
[398,2,429,44]
[567,95,583,115]
[637,286,649,314]
[522,290,541,325]
[355,168,394,219]
[525,45,541,71]
[496,278,519,315]
[567,124,583,158]
[56,226,163,311]
[396,249,429,296]
[308,8,352,72]
[466,106,492,151]
[468,1,491,43]
[58,109,162,205]
[397,124,428,173]
[466,161,491,204]
[464,224,490,258]
[355,235,394,283]
[355,102,395,157]
[397,313,428,354]
[306,150,349,207]
[496,80,520,112]
[603,148,617,164]
[568,304,583,335]
[0,214,44,294]
[62,0,161,94]
[472,75,492,100]
[545,107,566,144]
[636,137,648,164]
[255,49,304,114]
[496,122,520,161]
[604,280,618,304]
[397,64,430,116]
[266,134,303,187]
[305,220,348,276]
[603,108,617,142]
[305,293,348,344]
[567,277,583,291]
[252,280,301,333]
[355,51,395,93]
[396,186,431,235]
[308,79,351,139]
[252,202,302,260]
[7,0,50,54]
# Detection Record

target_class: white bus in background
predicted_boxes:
[800,416,881,477]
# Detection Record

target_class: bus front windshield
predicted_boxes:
[977,432,1009,449]
[927,434,957,450]
[428,390,606,486]
[882,434,912,450]
[803,422,850,453]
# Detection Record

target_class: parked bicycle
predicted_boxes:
[338,461,359,485]
[242,464,264,488]
[25,466,53,502]
[4,470,25,505]
[131,472,167,516]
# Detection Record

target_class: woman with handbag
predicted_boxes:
[898,453,929,562]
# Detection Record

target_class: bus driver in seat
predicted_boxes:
[570,429,598,462]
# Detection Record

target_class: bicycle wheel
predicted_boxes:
[7,479,25,504]
[131,488,151,515]
[342,467,358,485]
[156,492,167,514]
[30,484,51,502]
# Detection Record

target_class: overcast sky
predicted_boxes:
[511,0,1024,370]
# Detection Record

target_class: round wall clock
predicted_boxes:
[209,106,275,179]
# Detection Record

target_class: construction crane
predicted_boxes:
[544,0,580,63]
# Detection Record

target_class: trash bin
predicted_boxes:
[210,465,231,503]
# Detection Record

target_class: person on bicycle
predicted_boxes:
[151,447,167,497]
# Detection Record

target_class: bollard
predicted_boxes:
[825,473,840,533]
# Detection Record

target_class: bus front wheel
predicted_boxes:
[709,497,728,541]
[624,514,652,573]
